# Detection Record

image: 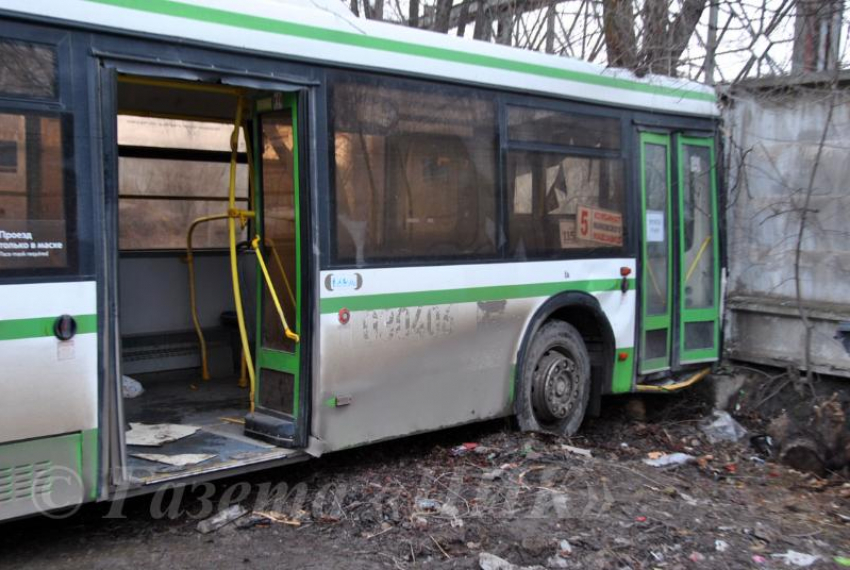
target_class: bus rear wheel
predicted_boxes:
[517,320,591,437]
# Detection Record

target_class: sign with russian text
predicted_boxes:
[0,219,67,269]
[577,206,623,247]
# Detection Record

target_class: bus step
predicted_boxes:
[635,367,711,393]
[244,411,298,448]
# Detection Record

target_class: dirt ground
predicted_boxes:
[2,367,849,570]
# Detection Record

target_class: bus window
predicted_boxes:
[0,112,73,271]
[507,151,624,257]
[0,40,56,99]
[116,116,249,250]
[331,76,498,265]
[507,106,620,150]
[680,145,715,311]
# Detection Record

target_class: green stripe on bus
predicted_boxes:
[0,314,97,341]
[87,0,716,103]
[320,278,634,313]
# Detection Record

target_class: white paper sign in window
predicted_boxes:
[646,210,665,243]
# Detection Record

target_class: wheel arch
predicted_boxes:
[513,291,617,418]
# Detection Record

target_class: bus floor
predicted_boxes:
[122,369,293,484]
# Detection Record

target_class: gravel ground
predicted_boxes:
[2,370,849,570]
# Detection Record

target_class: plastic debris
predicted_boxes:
[439,503,460,518]
[561,444,592,458]
[753,555,768,564]
[558,540,572,555]
[834,556,850,567]
[751,434,774,457]
[415,498,441,512]
[452,442,479,456]
[478,552,545,570]
[643,452,696,468]
[715,540,729,552]
[122,375,144,398]
[196,504,249,534]
[689,551,705,562]
[699,410,747,443]
[546,555,568,568]
[481,468,505,481]
[771,551,820,567]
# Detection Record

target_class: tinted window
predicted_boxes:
[332,76,498,264]
[0,40,57,99]
[0,112,74,271]
[508,151,625,257]
[117,116,249,250]
[507,106,620,150]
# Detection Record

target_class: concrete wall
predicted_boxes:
[722,81,850,377]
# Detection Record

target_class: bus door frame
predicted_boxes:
[636,125,722,377]
[98,56,317,489]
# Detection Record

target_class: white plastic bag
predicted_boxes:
[122,375,145,399]
[700,410,747,443]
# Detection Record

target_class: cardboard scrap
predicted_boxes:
[125,423,200,447]
[131,453,216,467]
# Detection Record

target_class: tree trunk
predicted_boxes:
[545,1,556,54]
[665,0,708,76]
[473,0,490,40]
[496,9,513,45]
[371,0,384,21]
[433,0,454,33]
[456,0,471,37]
[641,0,668,74]
[349,0,359,17]
[409,0,420,28]
[602,0,638,69]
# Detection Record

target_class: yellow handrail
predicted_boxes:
[685,235,712,284]
[227,98,258,412]
[265,237,297,308]
[186,213,230,381]
[251,236,300,343]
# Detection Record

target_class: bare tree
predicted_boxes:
[432,0,454,32]
[602,0,638,69]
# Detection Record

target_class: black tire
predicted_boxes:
[516,320,591,436]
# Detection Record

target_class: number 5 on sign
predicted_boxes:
[579,207,590,237]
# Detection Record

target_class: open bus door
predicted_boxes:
[243,92,308,449]
[102,71,311,492]
[638,132,720,375]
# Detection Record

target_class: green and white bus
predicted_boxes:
[0,0,722,521]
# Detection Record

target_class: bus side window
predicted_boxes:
[0,112,74,272]
[0,40,57,100]
[0,38,76,276]
[331,75,498,265]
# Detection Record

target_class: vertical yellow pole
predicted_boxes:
[228,98,256,412]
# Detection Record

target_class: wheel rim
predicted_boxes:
[531,349,580,424]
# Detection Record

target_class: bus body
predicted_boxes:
[0,0,722,521]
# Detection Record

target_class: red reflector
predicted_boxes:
[620,267,632,276]
[338,308,351,325]
[618,352,629,361]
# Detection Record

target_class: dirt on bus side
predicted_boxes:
[1,367,848,570]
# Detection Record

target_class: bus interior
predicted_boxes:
[115,77,296,483]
